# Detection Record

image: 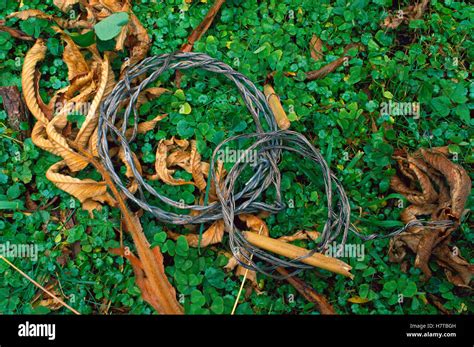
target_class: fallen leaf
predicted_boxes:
[305,56,346,81]
[148,140,195,186]
[276,267,336,314]
[309,34,323,61]
[347,296,370,304]
[389,147,473,286]
[46,160,108,203]
[46,114,89,172]
[53,0,80,13]
[167,220,225,247]
[278,230,320,242]
[75,55,110,148]
[190,140,207,191]
[21,39,50,124]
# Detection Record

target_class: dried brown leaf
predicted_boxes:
[120,14,150,75]
[53,0,79,13]
[167,220,225,248]
[46,114,89,172]
[305,56,346,81]
[75,55,110,148]
[8,9,52,21]
[22,39,50,124]
[190,140,207,191]
[31,121,60,156]
[0,22,33,41]
[420,149,471,220]
[148,140,195,186]
[309,34,323,61]
[135,87,170,109]
[46,160,108,203]
[238,214,269,237]
[125,113,167,138]
[278,230,320,243]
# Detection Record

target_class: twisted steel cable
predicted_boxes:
[98,51,450,276]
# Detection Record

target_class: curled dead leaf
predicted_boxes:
[389,147,472,287]
[238,214,269,237]
[54,0,80,13]
[167,220,225,248]
[148,140,195,186]
[75,55,110,148]
[190,140,207,191]
[46,114,89,172]
[21,39,50,124]
[420,148,471,220]
[8,9,53,21]
[278,230,320,243]
[46,160,108,203]
[125,113,167,138]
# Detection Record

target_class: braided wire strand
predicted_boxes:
[98,51,432,276]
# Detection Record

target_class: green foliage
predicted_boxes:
[94,12,129,41]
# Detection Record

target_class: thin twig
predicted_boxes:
[231,225,263,315]
[0,255,80,315]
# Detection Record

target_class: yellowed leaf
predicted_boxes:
[75,55,110,148]
[166,150,191,168]
[167,220,225,248]
[278,230,320,243]
[117,147,142,194]
[21,39,49,124]
[53,0,79,13]
[62,34,90,82]
[148,140,194,186]
[46,114,89,172]
[88,126,99,157]
[238,214,269,237]
[190,140,207,191]
[347,296,370,304]
[46,161,108,203]
[8,9,52,21]
[125,113,168,138]
[31,121,59,156]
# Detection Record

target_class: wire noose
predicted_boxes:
[98,52,453,277]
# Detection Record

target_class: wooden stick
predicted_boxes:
[263,84,291,130]
[243,231,353,278]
